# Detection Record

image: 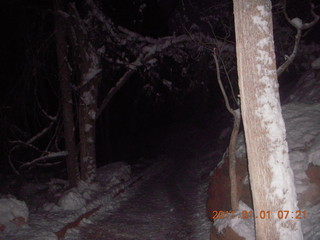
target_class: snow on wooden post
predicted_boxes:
[233,0,303,239]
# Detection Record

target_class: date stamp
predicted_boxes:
[212,210,307,220]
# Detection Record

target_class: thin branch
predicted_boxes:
[86,0,234,120]
[97,34,213,118]
[36,94,57,121]
[277,28,301,77]
[19,151,68,169]
[55,119,63,151]
[36,161,63,167]
[26,119,56,144]
[97,55,143,118]
[213,49,235,115]
[277,1,320,76]
[44,115,62,153]
[9,140,43,153]
[8,117,57,175]
[218,54,237,106]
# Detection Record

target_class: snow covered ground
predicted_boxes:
[0,160,168,239]
[2,98,320,239]
[70,151,217,240]
[0,147,218,240]
[213,70,320,239]
[1,71,319,240]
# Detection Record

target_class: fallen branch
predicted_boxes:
[97,54,143,118]
[8,118,57,175]
[113,175,144,198]
[55,162,162,239]
[55,205,101,240]
[19,151,68,169]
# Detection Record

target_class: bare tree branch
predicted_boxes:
[213,49,237,114]
[213,48,241,211]
[8,117,57,175]
[97,55,143,118]
[96,34,219,117]
[277,1,320,76]
[19,151,68,169]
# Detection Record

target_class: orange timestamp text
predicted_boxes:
[212,210,307,220]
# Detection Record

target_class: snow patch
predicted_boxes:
[311,57,320,70]
[230,202,255,240]
[96,161,131,187]
[214,201,255,240]
[82,90,94,105]
[162,79,172,90]
[88,109,96,120]
[58,191,86,210]
[0,196,29,232]
[257,37,269,48]
[256,5,269,17]
[232,102,320,239]
[84,68,101,82]
[85,124,92,132]
[243,174,249,185]
[139,3,147,13]
[291,18,303,29]
[0,196,29,224]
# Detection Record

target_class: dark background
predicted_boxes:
[1,0,319,180]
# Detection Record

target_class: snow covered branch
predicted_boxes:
[19,151,67,170]
[97,54,143,118]
[95,32,231,117]
[84,0,235,119]
[277,1,320,76]
[9,117,58,175]
[96,34,213,117]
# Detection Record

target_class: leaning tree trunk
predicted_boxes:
[54,0,79,187]
[68,3,101,182]
[233,0,302,239]
[212,50,241,211]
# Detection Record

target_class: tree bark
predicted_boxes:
[78,80,99,182]
[233,0,303,239]
[68,3,101,182]
[54,0,79,187]
[228,110,240,211]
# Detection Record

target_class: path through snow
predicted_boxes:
[71,151,218,240]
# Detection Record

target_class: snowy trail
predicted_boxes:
[75,152,217,240]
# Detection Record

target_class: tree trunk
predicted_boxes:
[228,110,240,211]
[212,50,241,211]
[68,3,101,182]
[233,0,303,239]
[78,80,99,182]
[54,0,79,187]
